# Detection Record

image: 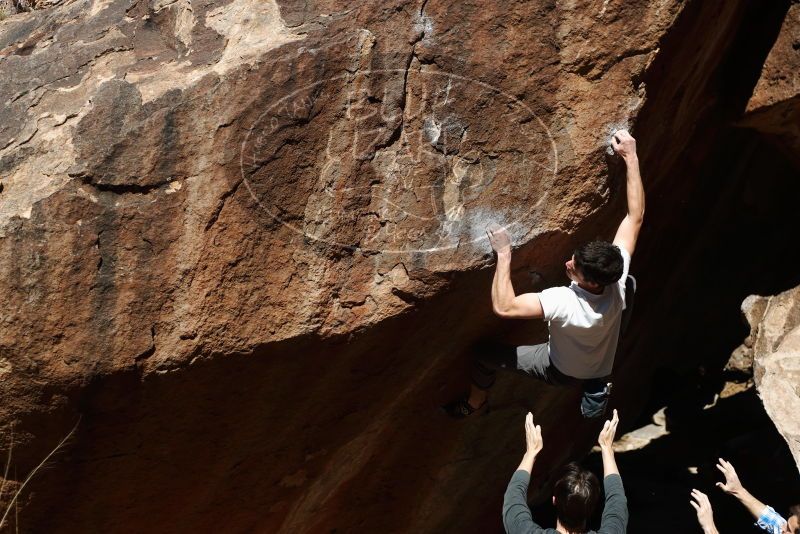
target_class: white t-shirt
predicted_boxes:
[538,245,631,379]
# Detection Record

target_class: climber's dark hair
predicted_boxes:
[574,241,624,287]
[553,462,600,532]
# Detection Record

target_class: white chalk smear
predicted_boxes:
[415,13,434,39]
[461,207,535,254]
[603,119,631,155]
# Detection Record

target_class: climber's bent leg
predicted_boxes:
[513,344,578,386]
[448,341,578,418]
[461,341,516,411]
[469,340,519,390]
[470,341,577,389]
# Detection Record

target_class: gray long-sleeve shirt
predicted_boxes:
[503,470,628,534]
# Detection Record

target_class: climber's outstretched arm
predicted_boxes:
[611,130,645,256]
[486,224,544,320]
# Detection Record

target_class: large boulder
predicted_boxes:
[735,287,800,473]
[732,3,800,472]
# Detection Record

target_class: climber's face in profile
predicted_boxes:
[565,255,577,280]
[565,254,604,294]
[565,255,584,285]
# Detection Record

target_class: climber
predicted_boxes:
[443,129,644,419]
[503,409,628,534]
[702,458,799,534]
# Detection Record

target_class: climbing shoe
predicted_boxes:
[442,396,486,419]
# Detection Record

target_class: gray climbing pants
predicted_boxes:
[470,341,579,390]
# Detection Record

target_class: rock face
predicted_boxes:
[731,4,800,473]
[0,0,797,532]
[740,1,800,166]
[736,287,800,473]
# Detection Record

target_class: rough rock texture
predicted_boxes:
[0,0,797,532]
[735,288,800,473]
[740,0,800,166]
[727,294,770,374]
[0,0,72,20]
[725,4,800,473]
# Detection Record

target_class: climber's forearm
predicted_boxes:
[491,251,515,315]
[623,155,645,223]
